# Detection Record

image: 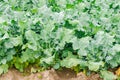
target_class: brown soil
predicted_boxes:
[0,68,102,80]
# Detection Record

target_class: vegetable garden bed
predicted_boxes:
[0,0,120,80]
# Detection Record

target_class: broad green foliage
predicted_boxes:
[60,51,80,68]
[0,0,120,79]
[101,70,117,80]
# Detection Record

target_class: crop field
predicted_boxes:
[0,0,120,80]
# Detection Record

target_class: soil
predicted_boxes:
[0,68,102,80]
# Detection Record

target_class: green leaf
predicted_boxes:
[61,58,80,68]
[0,67,3,75]
[0,64,9,74]
[25,30,39,42]
[88,61,104,71]
[4,40,13,49]
[100,70,117,80]
[4,36,22,49]
[112,44,120,53]
[72,37,91,50]
[71,37,79,50]
[10,36,23,46]
[53,63,60,69]
[14,62,24,72]
[18,21,26,34]
[1,59,6,64]
[0,32,9,41]
[21,49,37,63]
[41,55,55,65]
[71,37,91,56]
[25,30,39,51]
[61,51,80,68]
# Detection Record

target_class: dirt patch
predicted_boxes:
[0,69,102,80]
